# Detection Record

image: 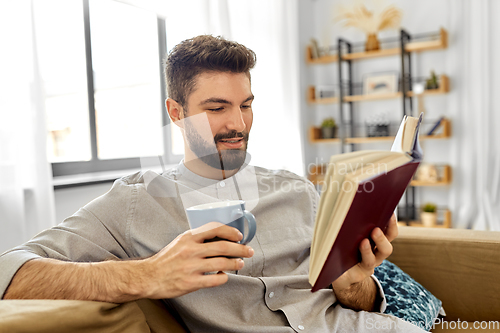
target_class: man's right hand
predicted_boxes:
[3,222,254,302]
[140,222,255,299]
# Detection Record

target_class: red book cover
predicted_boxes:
[311,161,419,292]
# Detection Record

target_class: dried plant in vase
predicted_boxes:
[335,2,402,52]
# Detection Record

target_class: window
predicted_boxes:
[34,0,182,177]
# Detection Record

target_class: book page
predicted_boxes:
[309,177,358,285]
[390,115,407,153]
[402,117,418,153]
[311,151,385,263]
[391,113,423,159]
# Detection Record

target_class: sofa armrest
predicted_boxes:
[0,299,188,333]
[389,226,500,322]
[0,300,150,333]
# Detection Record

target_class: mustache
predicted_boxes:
[214,130,249,143]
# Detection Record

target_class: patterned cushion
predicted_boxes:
[374,260,442,331]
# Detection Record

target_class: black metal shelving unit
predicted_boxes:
[336,29,418,224]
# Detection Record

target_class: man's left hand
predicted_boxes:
[331,213,398,311]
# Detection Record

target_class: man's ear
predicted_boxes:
[166,98,184,128]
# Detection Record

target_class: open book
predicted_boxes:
[309,114,423,292]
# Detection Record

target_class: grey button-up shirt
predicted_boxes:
[0,162,425,333]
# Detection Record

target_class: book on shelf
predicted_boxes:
[310,38,320,59]
[426,117,445,136]
[309,114,423,292]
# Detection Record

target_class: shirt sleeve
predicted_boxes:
[0,178,136,298]
[371,274,387,313]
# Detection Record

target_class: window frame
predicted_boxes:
[51,0,179,177]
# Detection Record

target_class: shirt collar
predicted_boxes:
[176,154,252,188]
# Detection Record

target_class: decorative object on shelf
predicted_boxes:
[315,85,336,99]
[363,72,398,95]
[421,203,437,227]
[366,112,390,137]
[413,82,426,117]
[320,117,337,139]
[335,3,402,52]
[416,163,439,183]
[310,38,320,59]
[425,70,439,90]
[426,117,445,136]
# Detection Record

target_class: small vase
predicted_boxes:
[421,212,437,227]
[321,127,337,139]
[365,33,380,52]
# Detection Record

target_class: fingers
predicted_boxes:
[192,222,243,243]
[358,238,377,274]
[203,241,254,259]
[358,227,393,273]
[371,228,393,265]
[385,213,399,242]
[196,257,245,274]
[199,271,229,289]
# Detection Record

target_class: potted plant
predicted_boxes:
[321,118,337,139]
[421,203,437,227]
[425,70,439,90]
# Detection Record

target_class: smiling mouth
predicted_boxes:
[219,138,243,143]
[218,137,244,148]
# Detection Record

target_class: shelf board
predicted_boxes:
[309,133,451,144]
[310,164,451,187]
[410,180,449,186]
[310,138,342,144]
[345,135,451,143]
[397,221,450,228]
[308,75,449,105]
[344,92,400,102]
[411,164,452,187]
[307,28,447,64]
[397,209,452,228]
[307,86,339,104]
[311,172,452,186]
[309,127,341,144]
[309,119,451,144]
[344,136,393,144]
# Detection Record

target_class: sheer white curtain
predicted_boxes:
[448,0,500,230]
[0,1,56,253]
[132,0,304,175]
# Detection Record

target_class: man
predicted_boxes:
[0,35,420,332]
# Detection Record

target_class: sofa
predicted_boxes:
[0,226,499,332]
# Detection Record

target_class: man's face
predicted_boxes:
[181,71,253,171]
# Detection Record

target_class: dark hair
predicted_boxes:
[164,35,256,108]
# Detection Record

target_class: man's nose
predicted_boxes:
[226,108,246,132]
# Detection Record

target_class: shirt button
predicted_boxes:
[298,324,305,330]
[268,292,274,298]
[219,181,225,187]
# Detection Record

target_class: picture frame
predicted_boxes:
[363,72,398,95]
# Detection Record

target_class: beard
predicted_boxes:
[184,116,249,171]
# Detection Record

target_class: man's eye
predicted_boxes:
[208,108,223,112]
[241,105,251,109]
